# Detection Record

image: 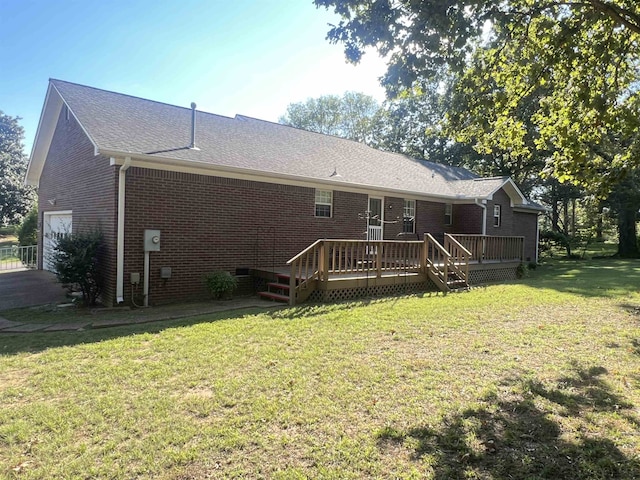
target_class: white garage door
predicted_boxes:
[43,211,72,272]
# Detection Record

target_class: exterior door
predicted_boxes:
[43,211,72,271]
[368,197,383,241]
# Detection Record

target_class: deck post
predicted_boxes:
[289,261,296,306]
[320,241,329,283]
[376,242,382,278]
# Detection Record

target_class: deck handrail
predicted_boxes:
[444,234,471,285]
[451,234,524,263]
[286,238,323,265]
[424,233,451,290]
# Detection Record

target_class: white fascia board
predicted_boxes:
[25,84,61,186]
[105,151,483,205]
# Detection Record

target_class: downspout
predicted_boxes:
[116,156,132,304]
[535,212,541,263]
[475,198,487,235]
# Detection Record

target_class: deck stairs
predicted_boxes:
[424,233,471,293]
[426,265,470,293]
[258,273,293,303]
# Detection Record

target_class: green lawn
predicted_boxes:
[1,259,639,479]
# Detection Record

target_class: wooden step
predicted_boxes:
[267,282,290,291]
[258,291,289,303]
[276,273,291,282]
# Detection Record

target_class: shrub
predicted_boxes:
[53,231,104,306]
[204,271,238,299]
[18,208,38,246]
[516,263,528,279]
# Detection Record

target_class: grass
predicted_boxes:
[1,258,639,479]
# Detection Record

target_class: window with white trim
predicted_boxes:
[403,199,415,233]
[444,203,453,226]
[493,204,501,227]
[315,189,333,218]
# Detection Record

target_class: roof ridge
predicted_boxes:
[471,176,509,181]
[49,78,235,121]
[234,114,438,166]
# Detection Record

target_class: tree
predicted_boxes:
[0,111,34,225]
[279,92,381,144]
[315,0,640,254]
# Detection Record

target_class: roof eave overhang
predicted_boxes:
[104,150,480,204]
[513,205,549,214]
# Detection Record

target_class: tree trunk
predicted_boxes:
[617,206,639,257]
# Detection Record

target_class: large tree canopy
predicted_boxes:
[279,92,381,144]
[314,0,640,190]
[0,111,33,226]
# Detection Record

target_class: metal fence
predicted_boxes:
[0,245,38,271]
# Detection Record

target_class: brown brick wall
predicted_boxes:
[453,204,483,234]
[37,106,118,304]
[122,168,368,304]
[487,189,539,262]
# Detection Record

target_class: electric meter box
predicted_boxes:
[144,229,161,252]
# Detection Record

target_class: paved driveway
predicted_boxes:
[0,270,68,311]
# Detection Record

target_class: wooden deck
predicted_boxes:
[254,234,525,305]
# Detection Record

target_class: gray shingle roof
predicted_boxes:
[47,79,521,202]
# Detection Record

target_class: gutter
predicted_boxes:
[116,156,131,303]
[103,150,477,204]
[475,198,487,235]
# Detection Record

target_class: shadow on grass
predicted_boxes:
[526,258,640,298]
[0,307,267,357]
[267,292,436,321]
[377,364,640,479]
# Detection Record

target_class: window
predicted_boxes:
[493,205,501,227]
[403,199,415,233]
[444,203,453,226]
[315,189,333,218]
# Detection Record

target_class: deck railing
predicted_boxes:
[287,239,322,304]
[286,234,525,305]
[326,240,422,276]
[444,234,471,284]
[0,245,38,271]
[287,239,423,305]
[424,233,450,290]
[451,235,524,263]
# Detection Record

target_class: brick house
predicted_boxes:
[26,79,543,306]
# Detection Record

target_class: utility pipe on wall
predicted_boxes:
[143,251,150,307]
[116,156,131,304]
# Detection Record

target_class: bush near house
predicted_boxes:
[52,231,104,306]
[204,271,238,299]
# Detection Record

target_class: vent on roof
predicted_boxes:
[189,102,199,150]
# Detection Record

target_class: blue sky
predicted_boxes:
[0,0,387,153]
